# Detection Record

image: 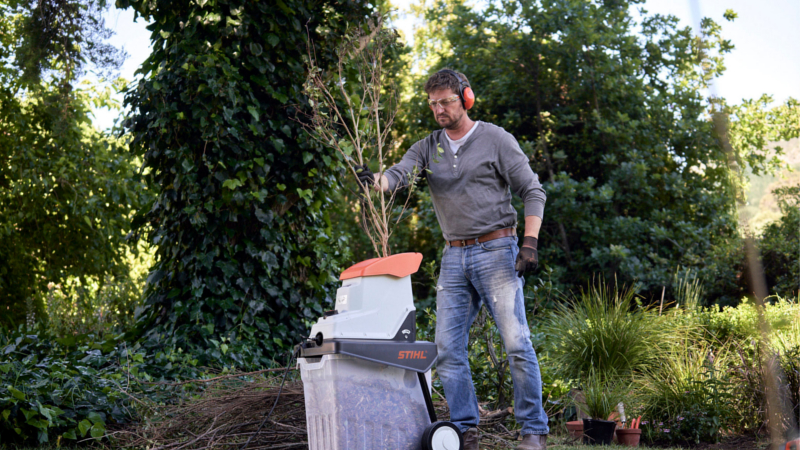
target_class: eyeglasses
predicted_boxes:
[427,95,460,108]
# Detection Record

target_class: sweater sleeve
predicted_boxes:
[496,131,547,219]
[383,139,429,192]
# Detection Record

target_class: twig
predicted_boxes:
[133,367,296,386]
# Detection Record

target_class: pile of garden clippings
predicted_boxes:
[115,370,520,450]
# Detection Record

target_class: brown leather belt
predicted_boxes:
[448,228,516,247]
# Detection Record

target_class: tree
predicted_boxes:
[758,185,800,299]
[396,0,794,304]
[0,0,146,326]
[120,0,372,365]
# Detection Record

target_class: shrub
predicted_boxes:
[759,186,800,299]
[780,345,800,430]
[0,328,130,444]
[699,297,800,347]
[43,276,144,339]
[638,341,735,444]
[0,324,209,445]
[542,280,677,380]
[120,0,372,366]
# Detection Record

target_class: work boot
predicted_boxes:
[463,428,480,450]
[516,434,547,450]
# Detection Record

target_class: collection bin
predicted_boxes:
[298,353,432,450]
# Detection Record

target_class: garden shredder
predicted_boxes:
[297,252,463,450]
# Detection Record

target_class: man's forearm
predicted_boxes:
[524,215,542,239]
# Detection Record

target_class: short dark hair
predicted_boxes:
[424,69,470,95]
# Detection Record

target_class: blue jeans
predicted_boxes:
[435,236,549,436]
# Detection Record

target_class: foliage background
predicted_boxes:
[0,0,798,446]
[119,0,373,367]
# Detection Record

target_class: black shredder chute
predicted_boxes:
[298,253,463,450]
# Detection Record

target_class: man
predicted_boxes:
[357,69,548,450]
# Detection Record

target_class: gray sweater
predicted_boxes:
[384,122,546,241]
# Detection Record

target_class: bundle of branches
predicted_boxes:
[115,374,307,450]
[301,14,422,258]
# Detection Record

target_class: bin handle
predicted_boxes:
[417,371,438,423]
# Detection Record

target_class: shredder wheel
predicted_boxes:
[421,421,463,450]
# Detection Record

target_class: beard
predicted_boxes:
[436,110,464,130]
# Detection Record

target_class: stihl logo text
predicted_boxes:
[398,351,427,360]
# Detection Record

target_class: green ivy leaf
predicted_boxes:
[87,411,104,425]
[247,106,260,122]
[90,423,106,439]
[21,408,36,420]
[78,419,92,437]
[222,179,243,190]
[8,386,25,400]
[249,43,263,56]
[274,0,294,15]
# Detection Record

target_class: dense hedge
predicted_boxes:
[120,0,372,364]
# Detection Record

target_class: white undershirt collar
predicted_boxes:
[445,121,480,154]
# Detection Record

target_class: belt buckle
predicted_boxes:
[460,239,467,247]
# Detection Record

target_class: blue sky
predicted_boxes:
[90,0,799,131]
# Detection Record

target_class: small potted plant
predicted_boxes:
[577,371,628,445]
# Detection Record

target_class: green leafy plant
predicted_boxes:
[0,77,150,328]
[0,0,146,327]
[0,329,125,444]
[780,345,800,431]
[577,369,629,420]
[0,323,216,445]
[759,185,800,299]
[638,341,735,444]
[673,269,705,311]
[543,280,677,380]
[119,0,371,364]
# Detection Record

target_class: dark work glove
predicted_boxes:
[515,236,539,277]
[354,164,374,191]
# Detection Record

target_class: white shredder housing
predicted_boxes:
[309,273,415,340]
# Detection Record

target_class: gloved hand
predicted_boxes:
[515,236,539,277]
[354,164,374,191]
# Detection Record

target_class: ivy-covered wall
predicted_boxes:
[121,0,370,364]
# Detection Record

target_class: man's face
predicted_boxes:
[428,88,464,130]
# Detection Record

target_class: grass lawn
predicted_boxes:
[482,433,769,450]
[0,432,770,450]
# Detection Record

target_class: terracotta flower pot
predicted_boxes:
[566,420,583,440]
[615,428,642,447]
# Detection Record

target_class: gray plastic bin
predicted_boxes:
[298,353,432,450]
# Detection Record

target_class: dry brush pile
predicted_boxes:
[114,369,521,450]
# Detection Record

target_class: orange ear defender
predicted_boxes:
[439,69,475,110]
[462,86,475,110]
